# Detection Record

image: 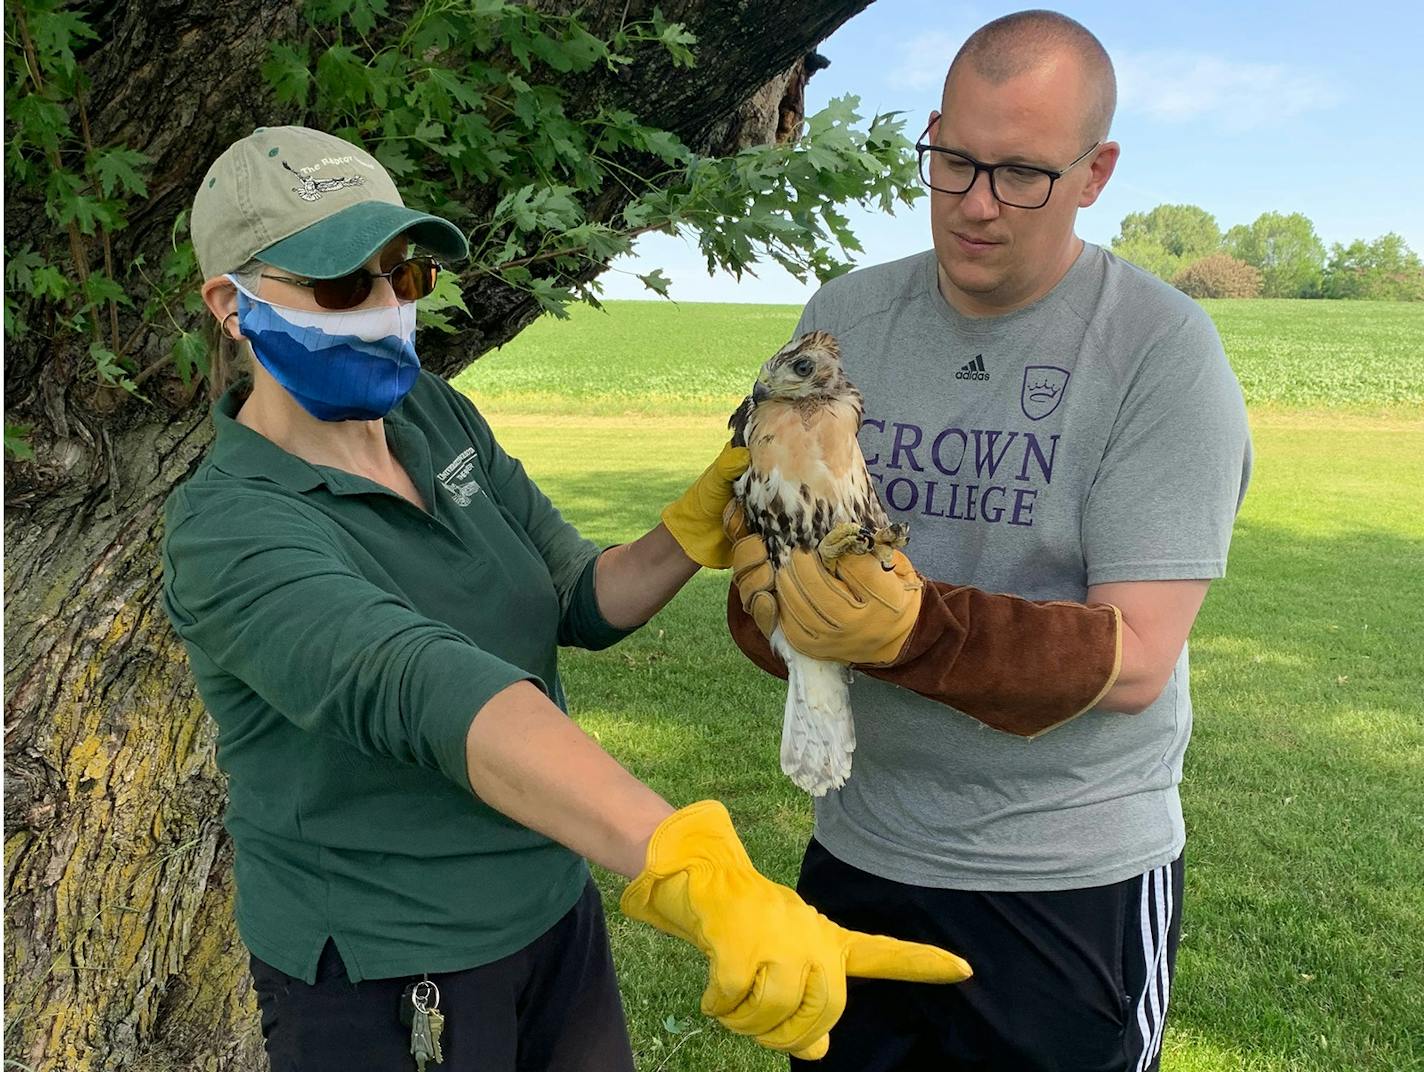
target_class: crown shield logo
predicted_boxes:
[1020,365,1070,421]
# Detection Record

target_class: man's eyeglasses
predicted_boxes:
[261,255,442,310]
[915,124,1100,210]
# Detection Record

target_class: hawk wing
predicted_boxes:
[728,393,754,449]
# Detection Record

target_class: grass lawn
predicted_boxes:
[460,300,1424,1071]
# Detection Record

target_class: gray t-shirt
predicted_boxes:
[794,243,1252,891]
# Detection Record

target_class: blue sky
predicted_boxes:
[602,0,1424,303]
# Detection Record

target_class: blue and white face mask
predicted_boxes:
[228,276,420,422]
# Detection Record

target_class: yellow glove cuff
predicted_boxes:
[661,445,751,569]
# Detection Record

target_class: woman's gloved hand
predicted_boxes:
[661,444,751,568]
[724,503,924,664]
[621,800,972,1060]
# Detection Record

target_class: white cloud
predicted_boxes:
[1116,51,1340,132]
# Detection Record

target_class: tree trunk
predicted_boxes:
[2,2,871,1067]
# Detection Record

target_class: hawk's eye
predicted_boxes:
[791,358,815,377]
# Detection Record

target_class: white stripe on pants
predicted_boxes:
[1133,863,1174,1072]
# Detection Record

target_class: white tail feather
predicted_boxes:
[771,626,856,796]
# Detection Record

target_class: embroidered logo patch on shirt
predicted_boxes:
[437,447,484,506]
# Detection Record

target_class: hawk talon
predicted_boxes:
[870,523,909,569]
[816,522,872,570]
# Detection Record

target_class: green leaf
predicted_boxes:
[427,68,486,112]
[160,239,198,287]
[562,26,609,70]
[373,141,416,178]
[27,7,99,77]
[6,94,70,157]
[496,185,583,234]
[347,0,390,36]
[89,343,138,393]
[416,268,470,334]
[91,147,150,198]
[30,265,72,301]
[621,201,657,229]
[172,330,210,387]
[263,43,312,106]
[529,33,576,73]
[407,10,459,54]
[512,85,546,130]
[50,173,124,235]
[5,422,35,461]
[4,295,26,339]
[526,276,573,318]
[508,31,532,71]
[411,119,446,143]
[637,269,672,297]
[302,0,387,30]
[650,12,697,67]
[88,346,147,398]
[416,308,454,333]
[316,45,370,109]
[807,95,863,137]
[638,129,689,165]
[82,273,130,308]
[5,247,46,292]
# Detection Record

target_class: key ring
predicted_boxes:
[412,979,440,1013]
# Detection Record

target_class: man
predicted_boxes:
[728,11,1252,1071]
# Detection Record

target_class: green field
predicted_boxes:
[458,299,1424,1071]
[454,297,1424,417]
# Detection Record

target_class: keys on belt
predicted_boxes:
[399,976,445,1069]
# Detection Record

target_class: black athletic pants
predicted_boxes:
[791,839,1184,1072]
[248,878,634,1072]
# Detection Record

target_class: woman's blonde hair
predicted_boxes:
[206,259,265,399]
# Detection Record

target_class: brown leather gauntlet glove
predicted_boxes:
[725,513,1123,738]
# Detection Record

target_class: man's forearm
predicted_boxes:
[465,680,673,877]
[1086,578,1209,714]
[726,580,1121,738]
[594,524,700,629]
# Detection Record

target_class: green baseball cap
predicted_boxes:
[191,125,468,279]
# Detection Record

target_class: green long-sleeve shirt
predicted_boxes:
[160,370,634,983]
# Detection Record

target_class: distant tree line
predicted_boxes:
[1109,204,1424,300]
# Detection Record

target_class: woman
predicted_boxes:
[164,126,968,1071]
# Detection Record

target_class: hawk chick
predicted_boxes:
[729,331,906,796]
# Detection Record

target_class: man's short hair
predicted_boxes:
[945,10,1117,144]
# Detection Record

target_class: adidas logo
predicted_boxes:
[955,354,989,381]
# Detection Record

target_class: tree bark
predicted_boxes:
[2,2,871,1068]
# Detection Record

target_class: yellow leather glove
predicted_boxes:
[726,502,780,639]
[621,801,972,1060]
[661,443,751,569]
[724,504,924,665]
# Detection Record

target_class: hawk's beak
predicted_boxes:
[752,380,772,404]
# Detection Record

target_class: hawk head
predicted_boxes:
[751,331,849,403]
[729,330,861,446]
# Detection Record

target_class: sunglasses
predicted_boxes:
[260,255,442,310]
